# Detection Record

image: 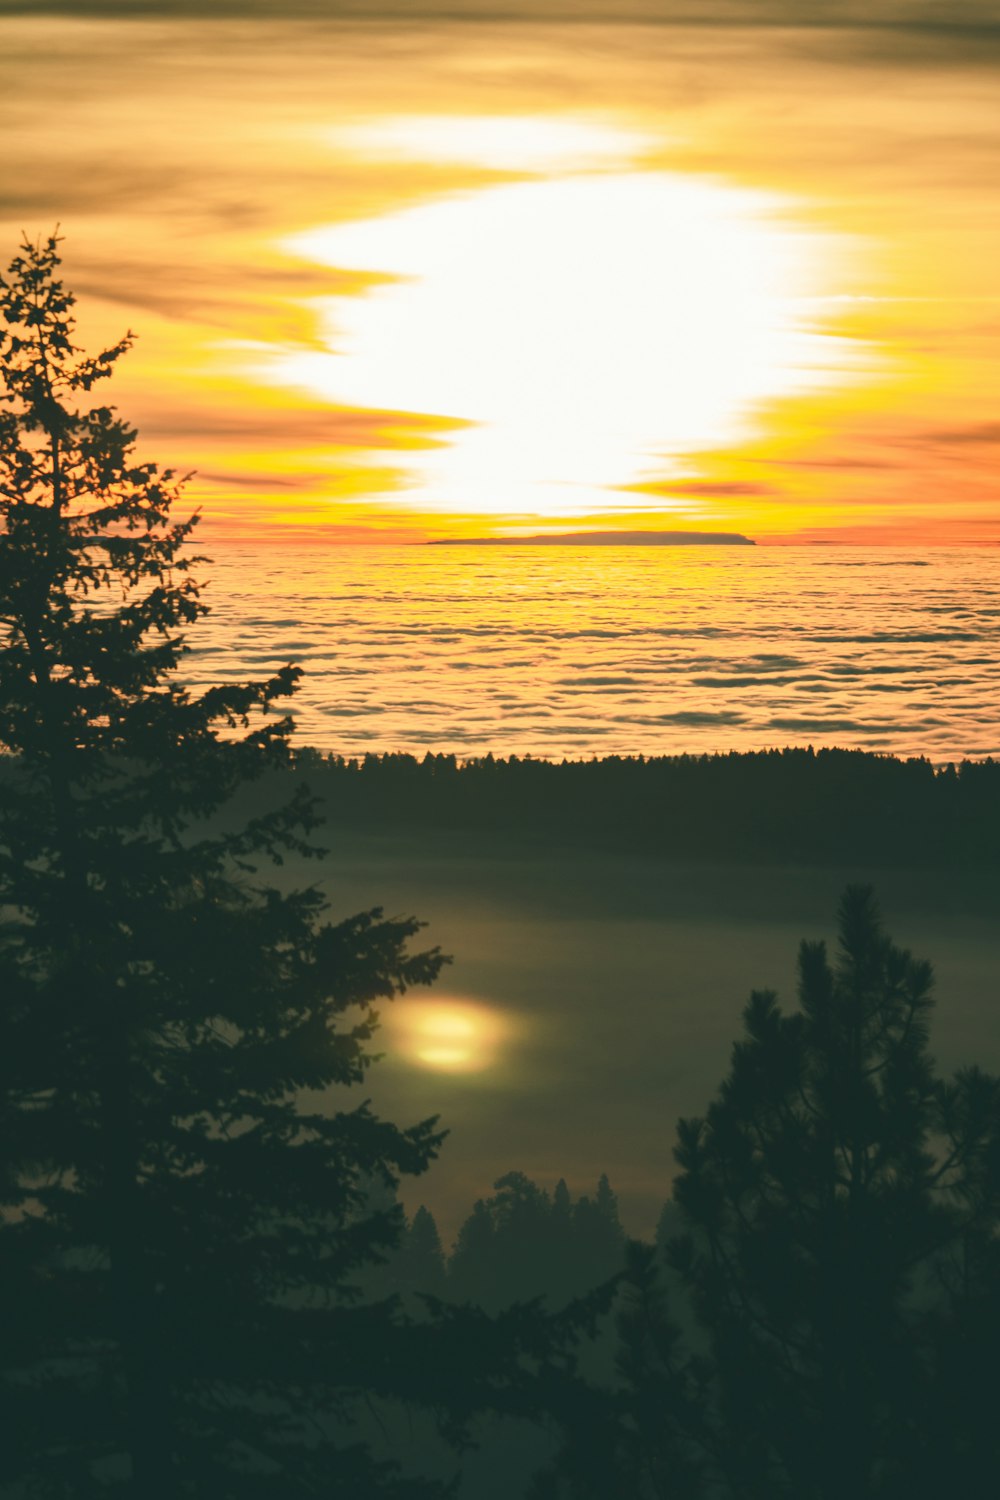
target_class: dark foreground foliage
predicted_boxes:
[0,235,611,1498]
[658,884,1000,1500]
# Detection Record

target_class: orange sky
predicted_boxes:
[2,7,998,544]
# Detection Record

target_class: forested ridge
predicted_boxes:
[291,747,1000,867]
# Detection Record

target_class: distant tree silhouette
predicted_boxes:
[551,1176,573,1260]
[390,1205,448,1304]
[610,1241,704,1500]
[573,1174,626,1289]
[449,1198,500,1305]
[0,234,452,1496]
[449,1174,551,1308]
[665,886,1000,1499]
[298,748,1000,870]
[448,1171,626,1312]
[594,1172,619,1221]
[528,1239,703,1500]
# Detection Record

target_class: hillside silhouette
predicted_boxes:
[288,747,1000,870]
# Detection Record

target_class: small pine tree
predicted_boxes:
[392,1206,447,1303]
[552,1178,572,1223]
[610,1241,704,1500]
[450,1172,563,1309]
[593,1173,620,1226]
[0,233,450,1496]
[551,1179,574,1267]
[448,1198,498,1305]
[572,1180,625,1294]
[666,886,1000,1499]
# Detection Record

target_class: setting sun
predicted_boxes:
[332,114,656,172]
[10,14,994,545]
[269,166,859,518]
[389,999,514,1074]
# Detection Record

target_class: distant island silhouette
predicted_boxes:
[429,529,755,547]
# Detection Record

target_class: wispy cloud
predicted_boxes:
[765,457,898,471]
[134,402,468,450]
[919,423,1000,446]
[622,480,777,497]
[2,0,999,42]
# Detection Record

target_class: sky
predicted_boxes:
[1,1,998,543]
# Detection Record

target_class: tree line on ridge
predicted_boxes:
[293,747,1000,868]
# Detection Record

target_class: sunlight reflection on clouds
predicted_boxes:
[185,546,1000,763]
[274,169,861,516]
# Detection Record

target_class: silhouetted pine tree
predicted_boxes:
[448,1198,498,1305]
[573,1174,626,1291]
[0,233,452,1497]
[666,886,1000,1500]
[552,1177,572,1225]
[610,1241,704,1500]
[593,1172,619,1224]
[529,1236,700,1500]
[449,1173,555,1308]
[447,1172,628,1313]
[392,1206,447,1304]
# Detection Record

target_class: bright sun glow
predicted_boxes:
[267,125,860,519]
[389,999,512,1074]
[334,115,657,172]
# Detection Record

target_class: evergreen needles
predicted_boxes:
[0,232,450,1497]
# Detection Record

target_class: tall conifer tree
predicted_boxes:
[0,233,450,1496]
[667,886,1000,1499]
